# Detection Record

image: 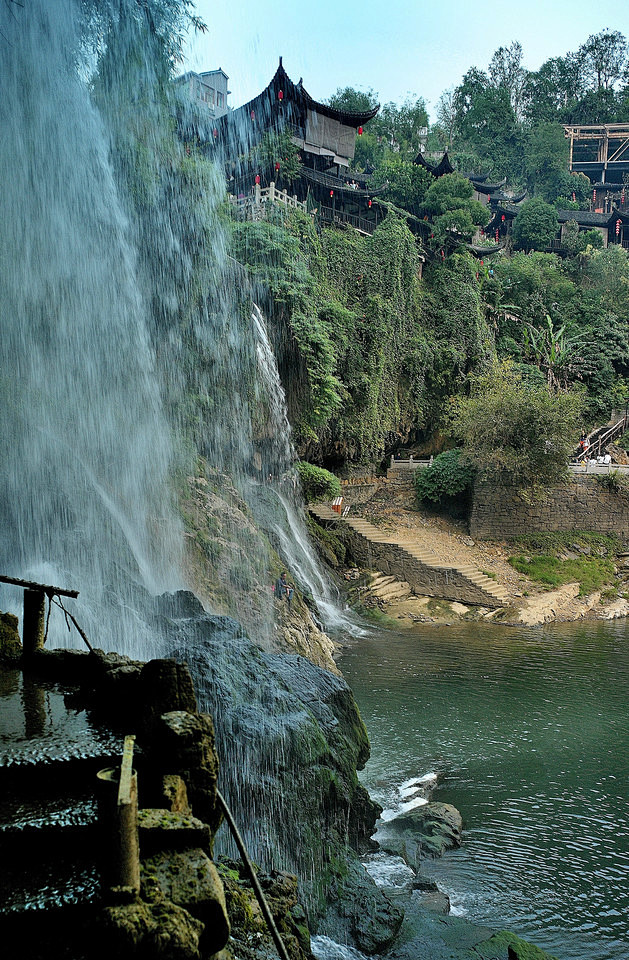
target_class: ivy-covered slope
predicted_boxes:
[231,207,493,467]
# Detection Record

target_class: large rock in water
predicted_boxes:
[155,591,392,939]
[377,802,463,868]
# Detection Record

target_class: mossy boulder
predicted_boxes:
[377,802,463,867]
[0,611,21,660]
[98,897,204,960]
[141,848,230,956]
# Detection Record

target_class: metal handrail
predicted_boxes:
[575,415,628,462]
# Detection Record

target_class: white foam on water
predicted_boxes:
[311,935,369,960]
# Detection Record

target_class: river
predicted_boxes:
[338,619,629,960]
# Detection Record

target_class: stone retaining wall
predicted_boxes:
[344,526,506,607]
[470,476,629,541]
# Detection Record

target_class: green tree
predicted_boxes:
[414,448,475,509]
[578,29,628,91]
[523,314,587,390]
[511,198,559,251]
[452,62,525,178]
[524,123,569,197]
[328,86,379,113]
[421,172,489,241]
[371,154,432,212]
[251,130,302,186]
[522,55,585,123]
[488,41,527,118]
[372,97,429,158]
[449,360,583,489]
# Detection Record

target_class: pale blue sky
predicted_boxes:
[184,0,628,120]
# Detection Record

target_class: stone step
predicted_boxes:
[368,583,412,601]
[138,808,211,855]
[369,574,399,588]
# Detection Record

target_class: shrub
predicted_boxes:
[414,448,475,508]
[295,462,341,502]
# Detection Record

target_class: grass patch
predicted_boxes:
[507,530,620,596]
[352,603,399,627]
[508,530,620,555]
[508,554,616,596]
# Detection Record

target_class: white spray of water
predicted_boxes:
[0,0,182,655]
[250,305,366,636]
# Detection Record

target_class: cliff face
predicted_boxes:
[157,591,401,945]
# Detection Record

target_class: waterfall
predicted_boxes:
[0,0,184,657]
[249,304,363,635]
[0,0,350,656]
[0,3,375,922]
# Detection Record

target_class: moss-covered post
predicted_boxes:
[97,735,140,898]
[23,588,46,656]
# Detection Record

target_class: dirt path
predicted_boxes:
[340,479,629,627]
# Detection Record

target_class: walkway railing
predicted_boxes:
[318,203,376,235]
[575,415,628,462]
[387,456,433,477]
[229,182,307,219]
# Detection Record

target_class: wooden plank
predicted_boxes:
[118,735,136,807]
[0,574,79,598]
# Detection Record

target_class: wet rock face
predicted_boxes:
[141,848,230,957]
[317,858,404,954]
[159,593,381,921]
[218,859,311,960]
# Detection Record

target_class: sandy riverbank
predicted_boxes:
[338,479,629,627]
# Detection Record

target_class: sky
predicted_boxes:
[183,0,628,121]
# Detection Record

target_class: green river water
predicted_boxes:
[338,619,629,960]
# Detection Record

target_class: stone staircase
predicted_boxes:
[0,658,230,959]
[0,672,124,954]
[310,505,509,609]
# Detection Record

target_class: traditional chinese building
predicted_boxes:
[185,59,383,234]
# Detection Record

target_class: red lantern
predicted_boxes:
[617,218,621,236]
[275,161,280,171]
[572,192,576,202]
[495,228,499,241]
[251,110,255,121]
[330,190,334,197]
[501,214,505,222]
[358,126,363,135]
[480,260,484,266]
[278,89,284,101]
[368,199,372,208]
[255,174,261,185]
[593,190,597,203]
[213,128,218,138]
[440,249,445,260]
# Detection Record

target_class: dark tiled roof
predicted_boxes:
[412,151,454,177]
[473,178,507,195]
[557,210,612,226]
[300,166,387,196]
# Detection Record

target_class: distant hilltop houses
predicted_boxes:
[175,68,230,120]
[175,62,629,255]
